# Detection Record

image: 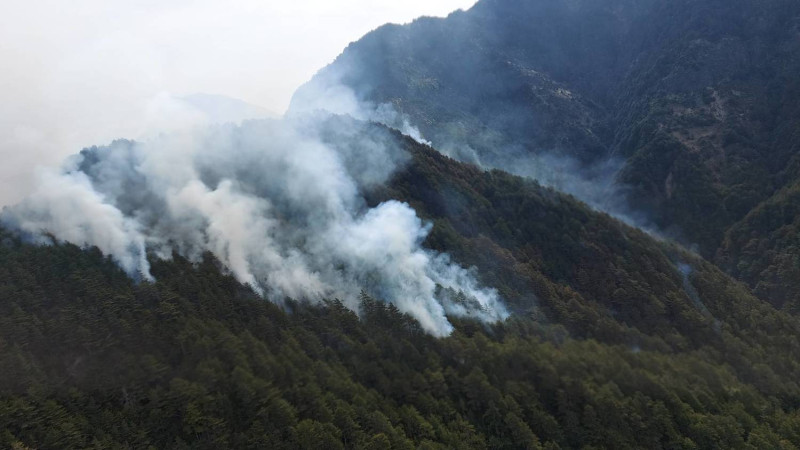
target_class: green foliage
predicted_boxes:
[718,180,800,311]
[4,141,800,447]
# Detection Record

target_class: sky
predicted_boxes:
[0,0,478,207]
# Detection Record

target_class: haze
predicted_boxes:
[0,0,477,207]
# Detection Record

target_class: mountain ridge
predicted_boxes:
[294,0,800,289]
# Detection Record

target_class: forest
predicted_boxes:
[4,140,800,448]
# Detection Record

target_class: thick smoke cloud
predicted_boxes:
[0,1,478,207]
[1,106,507,336]
[3,167,151,279]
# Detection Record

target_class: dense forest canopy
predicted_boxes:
[4,137,800,448]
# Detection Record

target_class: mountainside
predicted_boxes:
[293,0,800,308]
[717,179,800,311]
[4,135,800,448]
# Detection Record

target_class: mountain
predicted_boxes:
[293,0,800,309]
[4,125,800,448]
[5,0,800,447]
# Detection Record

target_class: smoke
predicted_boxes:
[677,262,721,332]
[290,57,660,235]
[677,262,711,316]
[423,122,662,234]
[419,122,661,233]
[411,120,661,234]
[497,151,660,233]
[287,64,432,146]
[1,105,507,336]
[2,167,151,279]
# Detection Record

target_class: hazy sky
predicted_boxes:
[0,0,477,207]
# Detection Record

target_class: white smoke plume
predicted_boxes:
[1,106,507,336]
[287,64,432,146]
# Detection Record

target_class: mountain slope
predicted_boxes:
[717,179,800,311]
[382,133,800,368]
[293,0,800,284]
[4,128,800,448]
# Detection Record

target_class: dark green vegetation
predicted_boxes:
[4,139,800,449]
[717,180,800,312]
[294,0,800,311]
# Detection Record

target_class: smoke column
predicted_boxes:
[1,100,507,336]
